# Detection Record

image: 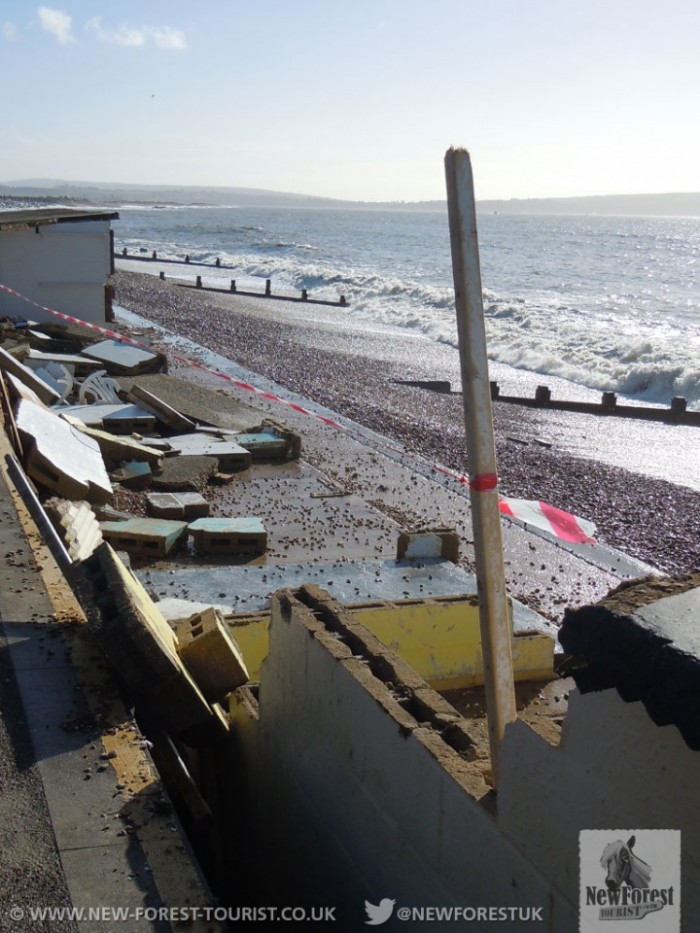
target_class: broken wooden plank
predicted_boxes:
[0,372,23,458]
[61,416,165,465]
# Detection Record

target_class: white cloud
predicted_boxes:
[149,26,186,50]
[37,6,75,44]
[85,16,186,50]
[3,21,19,41]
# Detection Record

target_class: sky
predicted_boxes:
[2,0,700,202]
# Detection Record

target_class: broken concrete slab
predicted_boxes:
[164,434,252,473]
[60,402,156,434]
[110,460,152,489]
[15,399,113,504]
[175,608,249,702]
[127,383,196,433]
[151,454,219,491]
[3,370,47,407]
[84,543,216,738]
[188,516,267,556]
[118,373,273,432]
[24,349,103,374]
[44,497,103,562]
[100,517,188,557]
[0,344,61,405]
[146,492,210,520]
[81,339,165,376]
[60,416,164,466]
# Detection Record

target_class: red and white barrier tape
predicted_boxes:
[0,283,596,543]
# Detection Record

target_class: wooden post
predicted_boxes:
[196,275,202,288]
[230,279,236,292]
[265,279,271,296]
[215,258,221,267]
[152,250,157,260]
[301,288,308,301]
[444,147,516,786]
[159,271,165,281]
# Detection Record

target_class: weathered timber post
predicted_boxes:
[196,275,202,288]
[230,280,236,292]
[265,279,271,296]
[445,147,516,788]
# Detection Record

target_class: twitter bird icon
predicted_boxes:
[365,898,396,925]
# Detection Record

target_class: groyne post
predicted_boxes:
[230,280,236,292]
[445,147,516,787]
[265,279,271,296]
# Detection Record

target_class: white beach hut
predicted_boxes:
[0,208,119,325]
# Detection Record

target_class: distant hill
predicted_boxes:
[477,192,700,217]
[1,179,700,216]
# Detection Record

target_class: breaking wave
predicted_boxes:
[115,206,700,410]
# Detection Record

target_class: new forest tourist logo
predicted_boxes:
[579,831,680,932]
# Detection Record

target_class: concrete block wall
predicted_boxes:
[247,586,561,931]
[230,585,699,931]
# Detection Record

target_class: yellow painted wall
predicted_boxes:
[227,596,553,690]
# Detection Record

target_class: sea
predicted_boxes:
[112,205,700,412]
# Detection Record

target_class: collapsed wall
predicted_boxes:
[231,585,557,930]
[230,583,700,932]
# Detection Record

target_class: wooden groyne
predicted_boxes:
[491,382,700,426]
[115,249,348,308]
[393,378,700,426]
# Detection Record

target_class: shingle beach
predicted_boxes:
[114,269,700,577]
